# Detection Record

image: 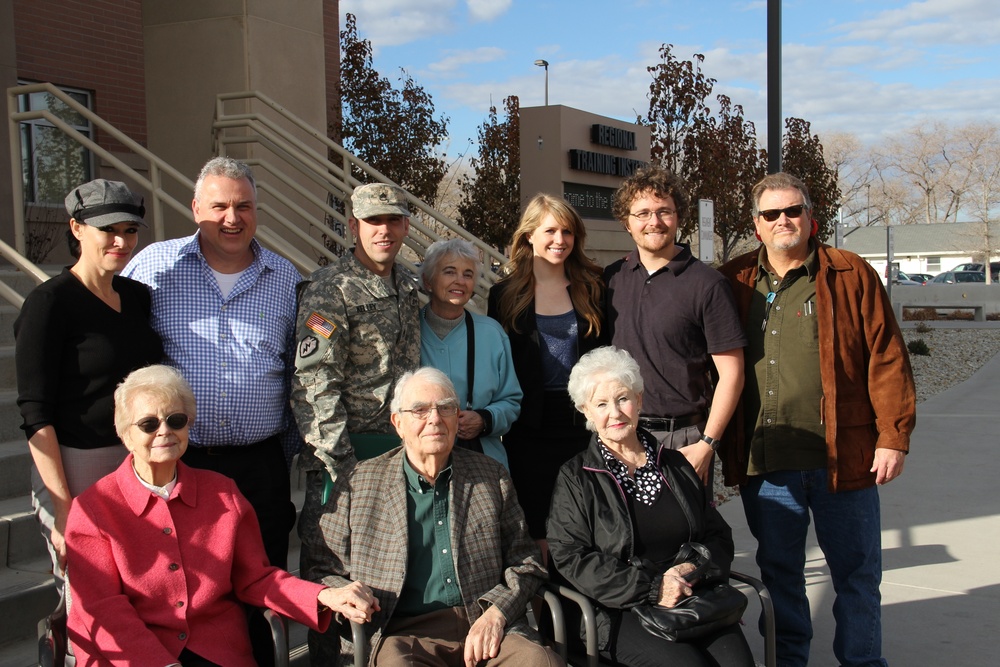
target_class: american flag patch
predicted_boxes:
[306,312,336,338]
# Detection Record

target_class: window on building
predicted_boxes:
[927,256,941,273]
[18,83,94,204]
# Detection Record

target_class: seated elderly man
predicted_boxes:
[315,367,563,667]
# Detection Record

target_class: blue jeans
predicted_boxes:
[742,469,886,667]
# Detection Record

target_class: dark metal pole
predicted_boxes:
[767,0,782,174]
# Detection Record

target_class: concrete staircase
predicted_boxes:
[0,268,59,666]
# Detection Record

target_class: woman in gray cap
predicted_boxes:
[14,179,163,591]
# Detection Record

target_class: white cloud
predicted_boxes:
[466,0,513,22]
[428,47,508,75]
[836,0,1000,47]
[341,0,457,47]
[440,54,653,129]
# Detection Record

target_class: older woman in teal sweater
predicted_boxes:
[419,239,522,468]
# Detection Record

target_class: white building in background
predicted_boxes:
[839,221,1000,282]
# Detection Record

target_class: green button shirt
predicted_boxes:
[744,245,827,475]
[394,455,464,617]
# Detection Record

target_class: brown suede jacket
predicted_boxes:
[719,244,916,492]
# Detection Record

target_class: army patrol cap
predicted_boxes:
[65,179,147,227]
[351,183,411,219]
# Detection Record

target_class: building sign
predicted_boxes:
[563,182,616,220]
[569,150,645,177]
[698,199,715,263]
[568,123,646,177]
[591,124,637,150]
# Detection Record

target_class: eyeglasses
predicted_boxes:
[132,413,190,434]
[399,402,460,420]
[629,209,677,222]
[758,205,806,222]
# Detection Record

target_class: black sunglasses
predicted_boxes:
[133,413,190,434]
[758,205,806,222]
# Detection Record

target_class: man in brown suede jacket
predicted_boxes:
[719,172,915,667]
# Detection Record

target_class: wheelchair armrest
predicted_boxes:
[729,570,776,667]
[262,609,289,667]
[351,621,368,667]
[535,585,568,660]
[552,584,601,667]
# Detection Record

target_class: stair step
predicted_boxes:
[0,267,58,300]
[0,306,19,347]
[0,634,38,667]
[0,392,26,444]
[0,495,48,568]
[0,440,32,501]
[0,562,58,645]
[0,347,15,390]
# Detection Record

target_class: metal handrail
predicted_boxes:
[5,82,202,307]
[212,90,508,300]
[9,82,196,247]
[4,83,506,310]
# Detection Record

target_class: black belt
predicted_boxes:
[638,412,706,432]
[189,434,280,456]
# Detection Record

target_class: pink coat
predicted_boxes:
[66,456,330,666]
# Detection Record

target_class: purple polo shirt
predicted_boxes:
[604,244,747,418]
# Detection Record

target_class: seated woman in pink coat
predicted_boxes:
[65,365,380,666]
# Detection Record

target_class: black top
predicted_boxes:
[15,268,163,449]
[604,244,747,418]
[487,280,606,430]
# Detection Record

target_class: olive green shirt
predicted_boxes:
[745,244,827,475]
[394,454,464,617]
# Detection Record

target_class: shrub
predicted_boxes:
[915,321,932,334]
[907,339,930,356]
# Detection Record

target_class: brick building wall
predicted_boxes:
[13,0,147,150]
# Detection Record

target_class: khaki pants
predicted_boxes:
[374,607,563,667]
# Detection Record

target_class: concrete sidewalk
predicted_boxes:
[719,350,1000,666]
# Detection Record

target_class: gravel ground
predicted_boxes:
[902,328,1000,403]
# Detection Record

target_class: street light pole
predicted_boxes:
[534,59,549,106]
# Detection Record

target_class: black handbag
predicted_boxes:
[633,542,748,642]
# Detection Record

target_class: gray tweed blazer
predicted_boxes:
[316,446,546,654]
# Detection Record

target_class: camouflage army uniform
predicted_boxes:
[292,250,420,661]
[291,251,421,475]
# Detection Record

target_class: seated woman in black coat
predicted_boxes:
[547,346,754,667]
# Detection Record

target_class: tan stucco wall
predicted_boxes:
[143,0,329,260]
[520,105,651,267]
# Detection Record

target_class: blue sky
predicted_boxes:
[341,0,1000,161]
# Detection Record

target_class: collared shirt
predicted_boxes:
[598,430,663,507]
[604,244,747,418]
[395,454,463,617]
[745,244,826,474]
[123,233,302,455]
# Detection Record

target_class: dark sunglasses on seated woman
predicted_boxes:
[133,413,190,434]
[758,204,806,222]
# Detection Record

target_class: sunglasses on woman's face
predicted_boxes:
[132,413,189,434]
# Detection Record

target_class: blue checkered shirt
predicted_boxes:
[123,233,303,459]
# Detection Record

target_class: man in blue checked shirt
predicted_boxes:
[123,157,300,575]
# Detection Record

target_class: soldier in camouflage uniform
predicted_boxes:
[291,183,421,665]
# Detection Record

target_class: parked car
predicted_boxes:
[893,271,924,286]
[907,273,934,284]
[953,262,999,281]
[929,271,987,284]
